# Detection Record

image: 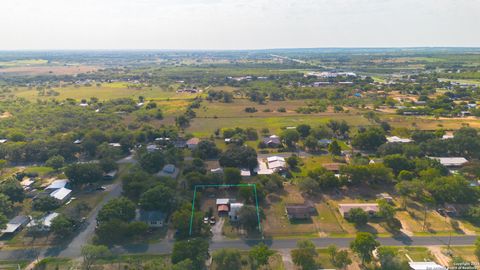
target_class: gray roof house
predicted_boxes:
[136,209,166,228]
[2,215,30,235]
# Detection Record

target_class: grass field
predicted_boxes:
[381,114,480,130]
[13,82,200,101]
[188,114,370,137]
[211,252,285,270]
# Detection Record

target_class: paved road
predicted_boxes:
[1,235,475,260]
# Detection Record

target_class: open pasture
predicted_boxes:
[13,82,200,101]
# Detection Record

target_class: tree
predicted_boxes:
[291,240,317,270]
[81,244,110,270]
[64,163,103,185]
[32,196,60,211]
[172,204,207,238]
[0,178,24,202]
[296,124,311,138]
[212,248,242,269]
[475,236,480,260]
[238,205,259,232]
[138,151,165,173]
[219,145,257,170]
[171,238,209,270]
[328,140,341,156]
[0,194,13,216]
[139,184,175,212]
[97,197,135,224]
[45,155,65,170]
[304,135,318,152]
[377,247,409,270]
[99,158,118,174]
[350,232,379,264]
[383,154,414,176]
[286,155,300,169]
[194,140,220,159]
[249,243,274,268]
[223,167,241,185]
[281,129,300,148]
[298,177,319,195]
[327,245,351,270]
[351,127,386,151]
[346,208,368,226]
[50,214,75,236]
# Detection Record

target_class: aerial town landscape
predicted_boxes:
[1,0,480,269]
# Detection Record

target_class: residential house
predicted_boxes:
[28,212,59,231]
[50,187,72,203]
[322,163,344,174]
[318,139,333,147]
[285,204,313,220]
[339,203,379,218]
[173,139,187,148]
[186,138,200,149]
[228,203,244,221]
[263,135,281,148]
[136,209,166,228]
[376,193,394,203]
[256,156,286,175]
[157,164,179,178]
[210,168,223,174]
[0,139,7,144]
[386,136,412,143]
[103,170,117,180]
[429,157,468,167]
[1,216,30,235]
[45,179,69,191]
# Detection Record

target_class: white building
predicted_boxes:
[228,203,244,221]
[386,136,412,143]
[430,157,468,167]
[50,187,72,203]
[28,212,60,231]
[45,179,69,190]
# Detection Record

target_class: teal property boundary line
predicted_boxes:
[189,183,263,238]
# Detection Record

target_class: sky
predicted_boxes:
[0,0,479,50]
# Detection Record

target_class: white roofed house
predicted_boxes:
[50,187,72,204]
[45,179,69,191]
[1,215,30,235]
[429,157,468,168]
[228,203,244,221]
[28,212,60,231]
[386,136,412,143]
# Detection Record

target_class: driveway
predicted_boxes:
[211,218,225,241]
